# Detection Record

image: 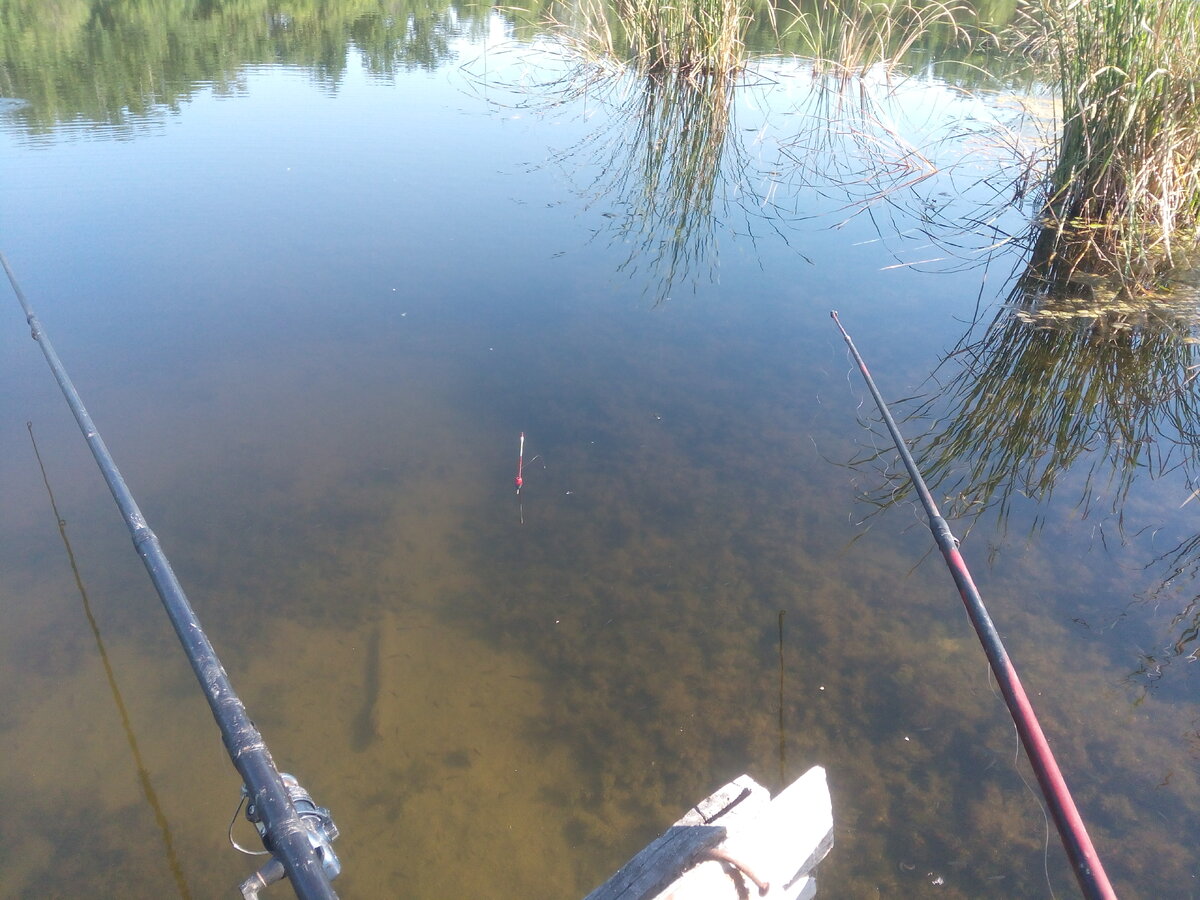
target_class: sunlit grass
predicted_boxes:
[621,0,749,76]
[544,0,751,80]
[544,0,977,80]
[1023,0,1200,293]
[783,0,969,78]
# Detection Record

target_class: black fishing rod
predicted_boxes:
[831,311,1117,900]
[4,253,340,900]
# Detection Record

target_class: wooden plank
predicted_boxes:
[705,766,833,899]
[583,825,726,900]
[585,768,833,900]
[675,775,769,828]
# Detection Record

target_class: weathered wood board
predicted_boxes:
[585,767,833,900]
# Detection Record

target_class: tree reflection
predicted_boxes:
[0,0,499,133]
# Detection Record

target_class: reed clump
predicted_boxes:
[620,0,748,77]
[1027,0,1200,292]
[544,0,751,80]
[784,0,969,78]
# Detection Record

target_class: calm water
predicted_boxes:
[2,4,1198,898]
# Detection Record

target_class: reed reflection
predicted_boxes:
[533,0,1019,303]
[910,280,1200,527]
[859,275,1200,679]
[581,69,755,304]
[26,422,192,899]
[1133,509,1200,684]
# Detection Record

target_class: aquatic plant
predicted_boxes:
[622,0,749,76]
[783,0,970,78]
[525,0,775,303]
[902,278,1200,531]
[544,0,751,80]
[1023,0,1200,292]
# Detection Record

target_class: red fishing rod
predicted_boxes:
[831,311,1117,900]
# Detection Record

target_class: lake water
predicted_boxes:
[2,4,1198,898]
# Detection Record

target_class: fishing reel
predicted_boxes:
[237,773,341,898]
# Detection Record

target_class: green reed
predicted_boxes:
[543,0,751,79]
[1027,0,1200,291]
[621,0,749,76]
[783,0,969,78]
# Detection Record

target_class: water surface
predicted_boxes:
[2,3,1198,898]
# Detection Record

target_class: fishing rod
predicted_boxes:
[3,253,341,900]
[831,311,1117,900]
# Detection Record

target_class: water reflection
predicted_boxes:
[911,281,1200,525]
[505,59,1011,304]
[0,0,500,134]
[0,0,1034,138]
[872,271,1200,682]
[1,0,1039,303]
[7,2,1200,896]
[25,422,192,899]
[568,69,757,304]
[1134,505,1200,683]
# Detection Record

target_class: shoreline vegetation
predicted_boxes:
[540,0,1200,297]
[4,0,1200,294]
[1016,0,1200,297]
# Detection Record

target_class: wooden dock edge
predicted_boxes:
[584,766,833,900]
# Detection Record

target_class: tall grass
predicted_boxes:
[1028,0,1200,292]
[621,0,748,76]
[545,0,751,79]
[785,0,969,78]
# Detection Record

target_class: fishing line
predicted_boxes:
[228,793,271,857]
[1014,720,1061,900]
[984,651,1058,899]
